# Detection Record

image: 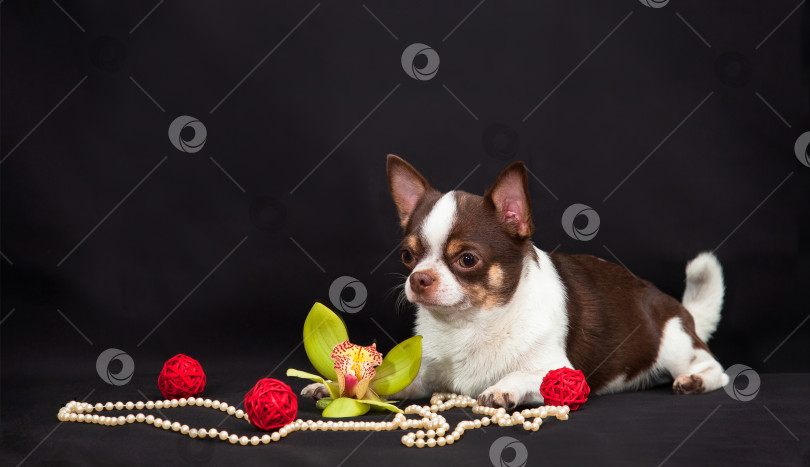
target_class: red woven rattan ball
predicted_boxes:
[540,367,590,411]
[157,354,206,400]
[244,378,298,431]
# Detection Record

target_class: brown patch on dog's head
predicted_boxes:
[442,191,530,309]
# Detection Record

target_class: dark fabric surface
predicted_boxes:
[4,369,809,466]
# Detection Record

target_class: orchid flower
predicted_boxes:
[287,302,422,417]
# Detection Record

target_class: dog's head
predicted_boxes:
[387,155,534,313]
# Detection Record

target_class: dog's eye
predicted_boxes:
[458,253,479,268]
[401,250,414,264]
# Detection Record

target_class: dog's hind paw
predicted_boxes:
[477,386,518,410]
[673,374,706,395]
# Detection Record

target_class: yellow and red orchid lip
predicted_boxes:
[330,341,382,400]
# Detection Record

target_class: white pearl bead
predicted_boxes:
[229,434,239,444]
[155,401,164,409]
[181,425,190,435]
[126,415,135,424]
[136,414,145,423]
[189,428,198,438]
[170,399,178,408]
[146,401,155,409]
[209,428,218,437]
[125,402,134,410]
[145,415,154,424]
[212,400,221,409]
[95,403,103,412]
[271,432,280,442]
[227,407,236,415]
[153,418,162,427]
[239,436,249,446]
[250,436,260,446]
[416,439,425,448]
[235,409,245,419]
[405,439,414,447]
[195,397,205,405]
[198,429,207,438]
[135,401,144,410]
[437,437,446,446]
[105,402,113,411]
[187,398,197,406]
[261,434,271,444]
[445,436,454,445]
[523,421,532,430]
[218,430,229,440]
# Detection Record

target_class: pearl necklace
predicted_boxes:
[57,393,570,448]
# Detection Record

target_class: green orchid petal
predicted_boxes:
[370,335,422,396]
[285,368,339,399]
[321,397,371,418]
[303,302,349,382]
[316,398,333,410]
[359,397,403,414]
[324,381,340,399]
[286,368,325,383]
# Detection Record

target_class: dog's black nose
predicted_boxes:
[410,271,435,292]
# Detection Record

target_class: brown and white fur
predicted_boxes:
[305,155,728,409]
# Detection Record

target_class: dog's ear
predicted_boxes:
[387,155,430,229]
[485,162,533,239]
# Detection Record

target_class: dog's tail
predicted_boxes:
[681,252,725,343]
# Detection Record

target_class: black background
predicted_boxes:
[2,1,809,465]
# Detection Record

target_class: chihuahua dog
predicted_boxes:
[305,155,728,409]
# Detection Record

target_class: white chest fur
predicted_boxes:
[413,247,572,396]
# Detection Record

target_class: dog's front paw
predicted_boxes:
[301,382,330,400]
[477,386,518,410]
